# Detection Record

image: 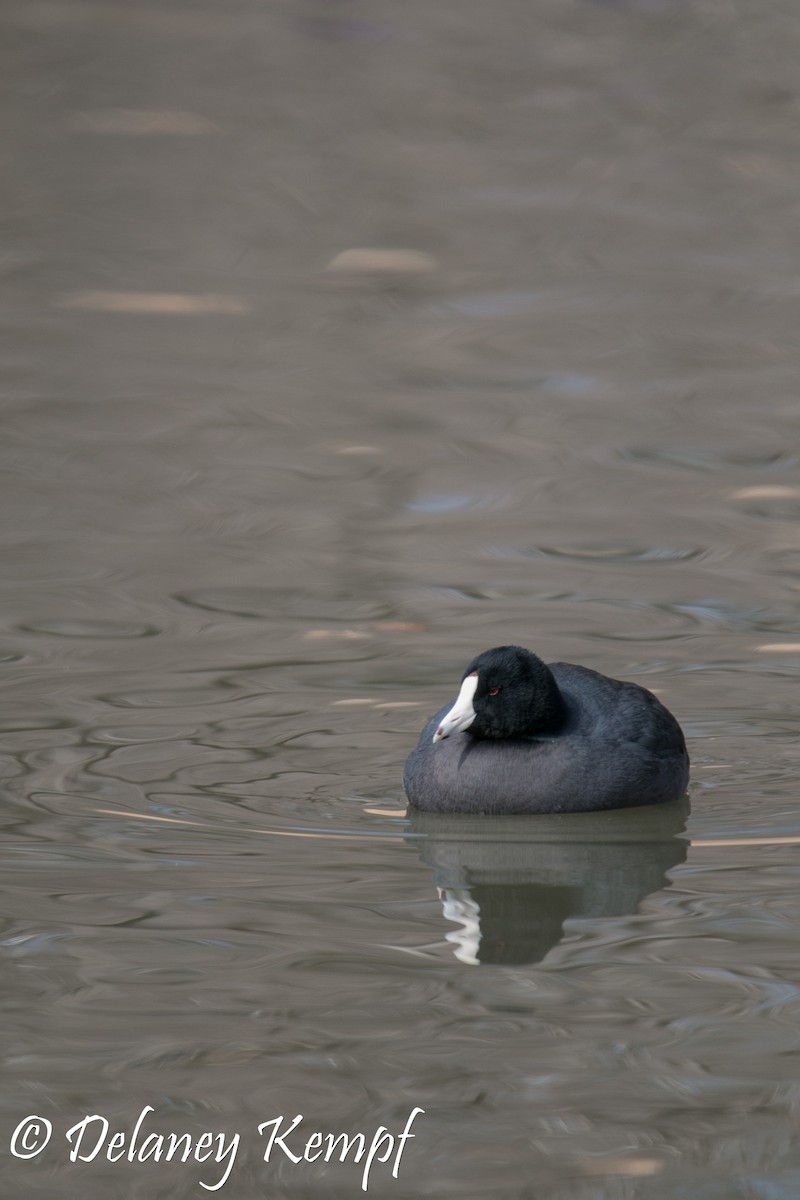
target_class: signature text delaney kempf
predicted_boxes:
[10,1106,425,1191]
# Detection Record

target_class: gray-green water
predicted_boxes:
[4,1,800,1196]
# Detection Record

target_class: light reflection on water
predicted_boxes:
[4,0,800,1195]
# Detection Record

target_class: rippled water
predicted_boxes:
[4,0,800,1196]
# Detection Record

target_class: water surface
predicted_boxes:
[4,0,800,1196]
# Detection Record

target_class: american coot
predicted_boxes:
[403,645,689,814]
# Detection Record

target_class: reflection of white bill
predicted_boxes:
[439,887,481,966]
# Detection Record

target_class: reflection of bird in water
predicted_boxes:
[409,800,689,965]
[405,645,689,814]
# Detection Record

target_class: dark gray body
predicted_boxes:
[403,662,689,815]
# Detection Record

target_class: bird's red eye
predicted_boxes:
[489,686,500,696]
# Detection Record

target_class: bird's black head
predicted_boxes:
[433,645,568,743]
